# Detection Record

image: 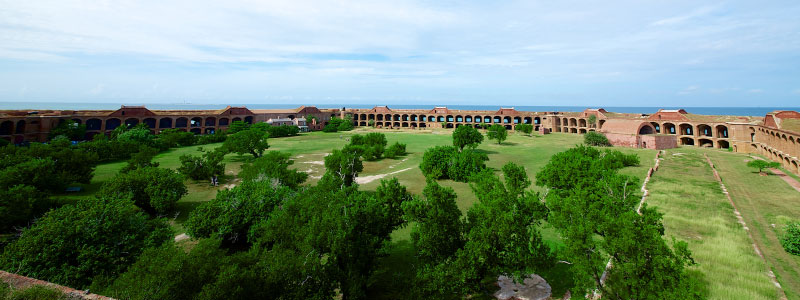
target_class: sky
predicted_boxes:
[0,0,799,107]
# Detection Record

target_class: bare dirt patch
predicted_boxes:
[355,167,413,184]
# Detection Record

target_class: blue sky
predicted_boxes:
[0,0,799,107]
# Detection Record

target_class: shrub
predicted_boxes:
[0,197,172,289]
[177,149,226,181]
[223,129,269,158]
[0,185,51,233]
[323,117,354,132]
[447,149,489,182]
[384,142,407,159]
[348,133,387,161]
[514,123,534,135]
[420,146,458,180]
[99,167,187,215]
[158,129,197,148]
[486,124,507,144]
[452,126,483,150]
[584,131,611,146]
[746,159,780,173]
[781,222,800,256]
[197,130,227,144]
[238,151,307,188]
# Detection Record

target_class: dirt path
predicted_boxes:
[705,155,788,300]
[355,167,413,184]
[769,168,800,193]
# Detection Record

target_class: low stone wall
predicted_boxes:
[0,270,113,300]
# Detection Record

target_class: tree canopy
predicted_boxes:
[452,126,484,150]
[746,159,780,173]
[514,123,534,135]
[486,124,508,144]
[223,128,269,158]
[99,167,187,215]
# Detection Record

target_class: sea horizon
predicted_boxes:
[0,101,798,117]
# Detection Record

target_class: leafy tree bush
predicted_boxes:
[120,146,160,173]
[0,139,8,147]
[185,182,296,246]
[266,124,300,138]
[226,121,251,134]
[536,145,701,298]
[157,128,196,148]
[384,142,407,159]
[402,180,464,263]
[0,185,51,233]
[584,131,611,146]
[781,221,800,255]
[446,149,488,182]
[223,128,269,158]
[348,133,387,161]
[115,125,163,150]
[238,151,308,189]
[177,148,226,181]
[196,130,227,144]
[452,126,484,150]
[587,115,597,127]
[514,123,534,135]
[0,197,172,289]
[99,167,187,215]
[48,120,86,141]
[321,147,363,188]
[747,159,780,173]
[0,142,97,192]
[323,117,353,132]
[486,124,508,144]
[419,146,458,180]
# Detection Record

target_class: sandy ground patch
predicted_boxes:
[356,167,413,184]
[174,233,190,242]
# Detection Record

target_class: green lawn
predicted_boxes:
[646,147,791,300]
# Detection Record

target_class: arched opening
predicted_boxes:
[0,121,12,135]
[473,116,482,123]
[697,124,712,137]
[402,114,409,121]
[191,117,203,127]
[456,115,463,122]
[639,125,655,135]
[446,123,454,129]
[502,116,510,124]
[86,118,102,131]
[106,118,121,130]
[143,118,157,129]
[484,116,492,123]
[204,128,216,134]
[176,117,188,128]
[717,140,730,149]
[650,122,661,133]
[792,161,799,174]
[394,114,401,121]
[288,115,295,120]
[359,122,366,126]
[402,122,408,127]
[663,123,676,134]
[570,128,578,133]
[716,125,729,138]
[465,116,472,122]
[494,116,502,123]
[419,123,427,128]
[534,117,541,124]
[505,125,512,130]
[438,116,445,122]
[429,116,436,122]
[513,117,521,124]
[679,124,693,135]
[579,128,587,134]
[698,139,713,148]
[190,128,201,134]
[219,118,229,126]
[124,118,139,128]
[368,114,375,120]
[447,115,454,122]
[523,117,532,124]
[71,118,82,125]
[393,122,400,128]
[244,116,253,124]
[680,137,695,146]
[377,114,384,121]
[205,117,216,127]
[579,119,587,127]
[569,118,577,127]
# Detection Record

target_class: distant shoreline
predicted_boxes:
[0,102,797,117]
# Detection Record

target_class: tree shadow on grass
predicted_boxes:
[473,149,499,155]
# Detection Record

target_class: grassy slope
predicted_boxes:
[705,149,800,299]
[646,148,780,300]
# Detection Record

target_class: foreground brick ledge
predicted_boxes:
[0,270,114,300]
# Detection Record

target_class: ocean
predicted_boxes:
[0,102,797,117]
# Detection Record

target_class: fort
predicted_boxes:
[1,105,798,176]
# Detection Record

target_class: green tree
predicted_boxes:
[0,197,172,289]
[186,182,297,247]
[0,185,51,233]
[99,167,187,215]
[746,159,780,173]
[238,151,307,189]
[48,120,86,141]
[157,128,196,147]
[536,146,700,298]
[384,142,407,159]
[486,124,507,144]
[177,148,226,181]
[588,115,597,128]
[226,120,251,134]
[446,149,488,182]
[402,180,464,263]
[223,128,269,158]
[452,126,484,150]
[514,123,534,136]
[305,114,318,126]
[121,146,160,173]
[321,147,363,188]
[584,131,612,146]
[419,146,458,179]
